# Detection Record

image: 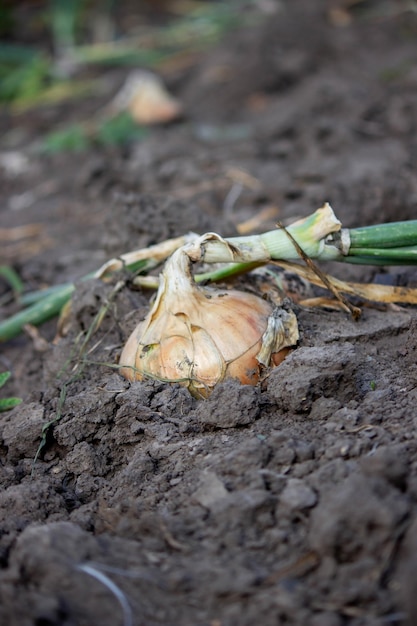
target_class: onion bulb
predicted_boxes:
[108,70,182,125]
[119,244,299,398]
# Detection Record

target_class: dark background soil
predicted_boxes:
[1,1,417,624]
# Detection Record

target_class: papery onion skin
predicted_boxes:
[119,288,275,398]
[119,245,298,398]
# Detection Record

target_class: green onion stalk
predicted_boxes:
[181,203,417,267]
[2,203,417,343]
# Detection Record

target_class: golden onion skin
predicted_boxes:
[119,287,273,398]
[119,246,298,398]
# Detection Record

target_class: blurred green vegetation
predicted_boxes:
[0,1,253,107]
[40,112,147,153]
[0,0,258,151]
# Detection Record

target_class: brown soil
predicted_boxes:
[1,2,417,625]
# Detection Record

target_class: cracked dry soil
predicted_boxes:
[2,2,417,625]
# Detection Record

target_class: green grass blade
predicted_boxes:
[0,371,11,388]
[0,265,24,296]
[0,371,22,412]
[0,397,22,412]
